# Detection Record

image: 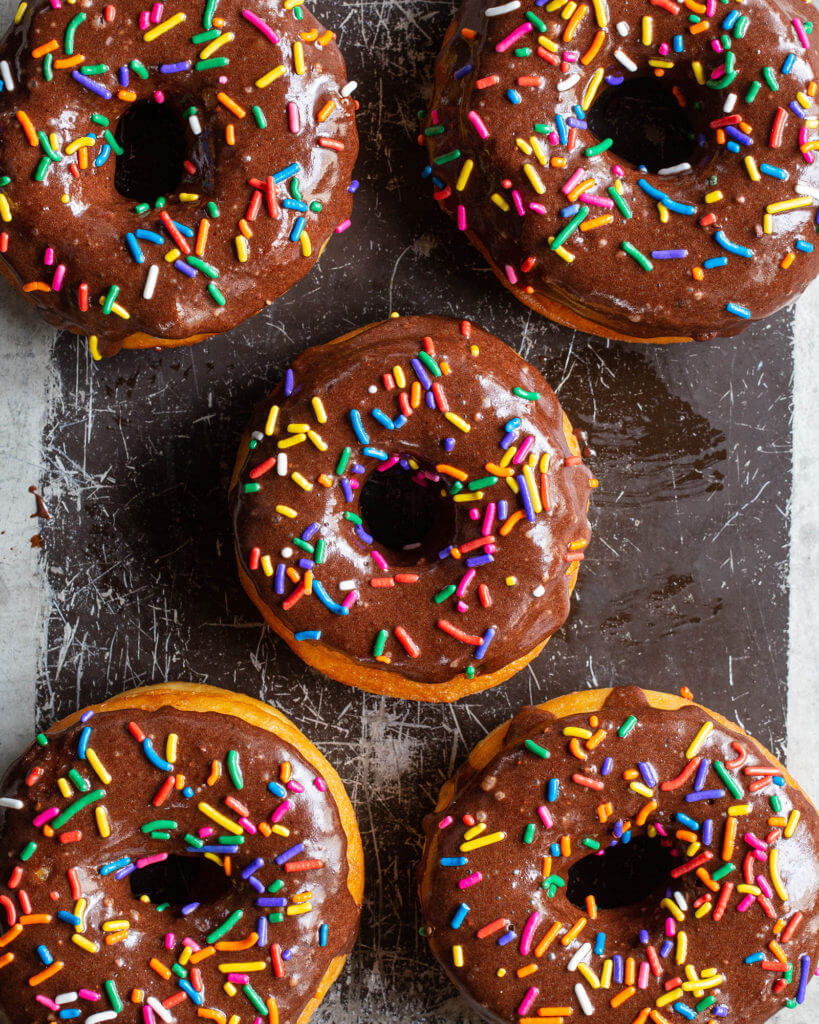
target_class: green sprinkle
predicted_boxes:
[762,66,778,90]
[218,834,243,844]
[582,838,601,850]
[534,123,552,134]
[433,149,462,165]
[309,201,322,213]
[208,282,226,306]
[102,285,120,315]
[243,482,260,494]
[267,912,284,924]
[523,823,536,844]
[512,387,540,400]
[313,538,326,564]
[289,178,302,201]
[67,769,91,792]
[468,475,498,491]
[372,629,388,657]
[154,196,166,210]
[35,733,48,747]
[20,840,37,861]
[292,537,315,554]
[337,446,352,474]
[207,909,243,944]
[434,584,457,604]
[150,831,171,841]
[241,985,267,1016]
[618,715,638,738]
[745,80,761,103]
[525,10,547,30]
[195,57,229,70]
[227,750,243,790]
[184,833,204,848]
[293,6,303,19]
[38,132,61,163]
[134,202,151,215]
[186,256,219,279]
[585,137,613,157]
[551,205,589,249]
[252,105,267,129]
[206,201,220,218]
[203,0,218,28]
[141,820,178,833]
[52,788,105,829]
[103,130,124,155]
[43,52,53,81]
[524,739,550,759]
[696,997,717,1013]
[465,665,476,679]
[0,177,10,188]
[156,903,170,912]
[104,980,122,1013]
[171,964,187,979]
[129,59,149,80]
[64,12,86,56]
[733,15,748,36]
[191,28,221,42]
[81,64,109,75]
[418,350,442,377]
[91,113,110,126]
[608,186,632,219]
[621,240,653,271]
[713,760,743,799]
[424,125,445,137]
[513,46,532,56]
[267,879,284,894]
[342,512,362,526]
[770,793,782,813]
[710,863,735,882]
[449,480,464,496]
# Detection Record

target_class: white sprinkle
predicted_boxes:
[532,584,546,597]
[0,797,23,809]
[251,431,264,442]
[280,547,293,558]
[0,61,14,92]
[86,1014,118,1024]
[486,0,521,14]
[568,942,592,971]
[657,162,691,175]
[56,993,78,1005]
[338,579,357,591]
[616,19,629,35]
[340,80,358,97]
[722,91,738,113]
[142,264,159,300]
[367,385,378,394]
[795,183,819,200]
[614,49,637,72]
[276,452,288,476]
[147,998,174,1023]
[188,114,202,136]
[575,983,594,1016]
[557,74,580,92]
[673,890,688,911]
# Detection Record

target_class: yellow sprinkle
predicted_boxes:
[530,135,548,165]
[661,898,684,922]
[769,848,788,901]
[235,236,249,264]
[311,396,327,423]
[463,823,487,841]
[453,491,483,502]
[456,159,474,192]
[630,781,654,799]
[785,810,801,838]
[57,778,73,799]
[763,213,773,234]
[591,0,608,26]
[285,904,312,916]
[578,962,600,989]
[516,137,533,156]
[563,727,593,738]
[274,504,298,519]
[445,412,471,433]
[14,2,26,24]
[656,987,683,1008]
[307,430,327,451]
[459,831,507,852]
[744,156,761,181]
[164,248,181,262]
[197,801,242,835]
[505,575,518,585]
[704,190,723,203]
[179,193,199,202]
[255,65,286,88]
[581,67,604,110]
[264,405,279,436]
[675,931,688,965]
[522,464,542,514]
[260,555,273,577]
[269,824,290,837]
[685,721,713,759]
[287,422,310,432]
[490,192,510,212]
[641,14,652,43]
[293,40,305,74]
[657,202,669,223]
[217,962,266,973]
[71,934,98,953]
[88,336,101,362]
[143,11,186,41]
[102,920,129,932]
[95,805,111,838]
[278,433,304,449]
[691,60,704,84]
[300,230,312,258]
[523,163,546,195]
[291,472,313,492]
[600,958,613,989]
[767,197,812,214]
[393,365,406,388]
[164,734,178,765]
[452,945,464,967]
[199,31,233,59]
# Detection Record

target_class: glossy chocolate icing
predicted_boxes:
[0,704,359,1023]
[420,688,819,1023]
[230,315,594,686]
[0,0,358,356]
[425,0,819,340]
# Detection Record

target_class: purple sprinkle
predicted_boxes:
[356,525,373,544]
[517,474,536,522]
[651,249,688,259]
[660,939,673,957]
[298,558,314,570]
[80,709,95,722]
[410,358,432,389]
[439,546,453,560]
[454,63,473,79]
[702,819,714,846]
[694,759,709,792]
[275,842,304,866]
[498,500,509,520]
[497,930,517,947]
[284,369,294,396]
[685,789,725,802]
[181,902,200,916]
[500,430,517,449]
[274,563,286,595]
[638,762,658,787]
[425,390,436,409]
[566,117,587,130]
[797,955,811,1003]
[160,61,191,73]
[466,553,493,568]
[605,74,624,85]
[341,478,354,502]
[174,259,196,277]
[302,523,320,542]
[614,820,624,839]
[114,864,136,880]
[118,66,129,87]
[71,70,112,99]
[241,857,265,880]
[444,437,455,452]
[725,124,753,144]
[281,948,293,961]
[247,876,265,893]
[601,757,613,776]
[639,929,650,945]
[348,180,359,193]
[257,917,268,945]
[256,897,287,908]
[613,954,623,983]
[474,627,496,660]
[352,463,365,474]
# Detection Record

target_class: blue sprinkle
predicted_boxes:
[36,944,53,964]
[556,114,568,145]
[135,228,164,244]
[673,33,683,51]
[302,523,320,542]
[362,446,388,460]
[506,89,522,104]
[745,952,765,964]
[594,933,606,956]
[440,856,468,867]
[174,259,196,278]
[178,980,204,1006]
[281,199,308,212]
[673,1004,697,1021]
[72,70,112,99]
[796,239,814,252]
[722,9,739,29]
[312,581,349,615]
[639,929,650,945]
[505,417,521,431]
[560,203,580,218]
[350,409,369,444]
[547,778,559,801]
[257,917,268,945]
[318,923,328,947]
[59,1011,81,1020]
[267,781,287,798]
[274,564,286,595]
[550,842,560,857]
[160,60,191,73]
[78,726,91,760]
[726,140,741,153]
[171,219,194,238]
[290,216,306,242]
[466,553,493,568]
[142,737,174,772]
[99,856,131,876]
[703,256,729,269]
[638,762,658,787]
[782,53,796,74]
[715,230,753,258]
[294,630,322,641]
[675,812,700,830]
[726,302,751,319]
[182,786,194,798]
[57,911,81,925]
[94,144,111,167]
[450,903,470,929]
[371,408,395,430]
[273,162,300,184]
[759,162,788,180]
[797,954,811,1004]
[355,525,373,544]
[725,125,752,146]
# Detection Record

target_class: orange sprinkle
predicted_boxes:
[195,219,210,256]
[499,510,526,535]
[206,760,221,786]
[16,111,37,146]
[225,123,236,146]
[317,100,336,123]
[31,39,58,58]
[22,281,50,293]
[29,961,63,986]
[117,90,137,102]
[580,28,605,64]
[217,92,246,118]
[534,922,562,957]
[53,55,85,68]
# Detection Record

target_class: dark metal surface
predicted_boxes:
[35,0,792,1017]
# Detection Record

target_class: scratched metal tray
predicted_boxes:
[34,0,791,1019]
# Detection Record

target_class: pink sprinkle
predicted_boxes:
[271,800,291,824]
[33,807,59,827]
[143,1006,156,1024]
[287,780,304,794]
[457,204,467,231]
[756,875,774,898]
[548,131,559,145]
[711,39,723,54]
[512,434,535,464]
[372,550,389,571]
[512,190,525,216]
[287,102,300,133]
[737,894,755,912]
[79,991,100,1002]
[198,827,214,838]
[467,110,490,139]
[745,833,767,852]
[529,202,548,215]
[136,853,168,868]
[456,568,476,598]
[706,0,716,13]
[638,961,650,989]
[562,168,586,195]
[580,193,614,208]
[138,10,149,28]
[335,219,351,234]
[52,264,66,292]
[164,933,175,950]
[377,455,400,472]
[482,502,496,537]
[228,973,250,984]
[313,777,327,791]
[238,817,257,834]
[182,938,201,950]
[150,2,163,23]
[520,911,541,956]
[342,590,359,610]
[665,918,676,938]
[43,247,54,266]
[505,264,518,284]
[459,872,483,889]
[655,822,669,837]
[439,816,453,829]
[469,507,480,521]
[659,42,669,55]
[49,0,61,7]
[518,987,538,1017]
[242,9,279,44]
[496,21,532,52]
[710,62,726,79]
[794,17,810,47]
[612,164,625,177]
[430,109,440,125]
[803,150,815,165]
[537,805,553,828]
[36,997,60,1011]
[153,90,165,104]
[456,600,469,613]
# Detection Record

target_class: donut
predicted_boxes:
[419,686,819,1022]
[229,315,595,703]
[423,0,819,343]
[0,0,358,358]
[0,682,364,1024]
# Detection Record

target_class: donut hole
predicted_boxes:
[129,853,232,908]
[586,78,698,174]
[566,834,675,910]
[359,461,457,564]
[114,100,187,203]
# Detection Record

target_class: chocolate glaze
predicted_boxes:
[230,315,594,686]
[425,0,819,340]
[0,704,359,1024]
[0,0,358,356]
[420,688,819,1023]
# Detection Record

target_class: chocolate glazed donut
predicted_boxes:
[424,0,819,342]
[0,0,358,356]
[419,687,819,1024]
[230,316,595,702]
[0,683,364,1024]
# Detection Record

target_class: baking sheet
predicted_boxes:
[33,0,792,1016]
